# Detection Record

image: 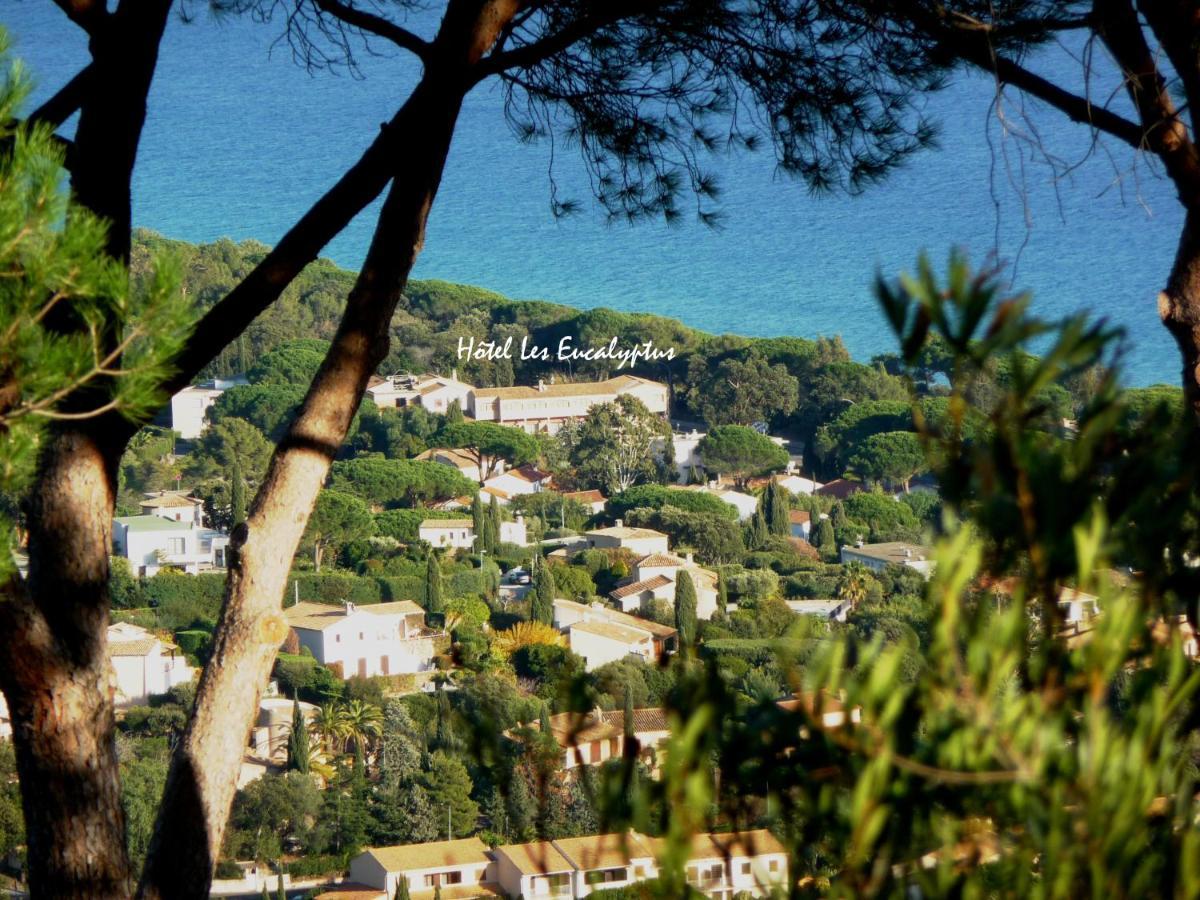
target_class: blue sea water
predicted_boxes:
[4,4,1186,385]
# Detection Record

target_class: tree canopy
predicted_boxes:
[698,426,790,488]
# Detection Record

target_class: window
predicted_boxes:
[741,862,751,875]
[335,634,341,643]
[445,872,462,885]
[167,538,185,555]
[423,875,435,888]
[768,860,779,873]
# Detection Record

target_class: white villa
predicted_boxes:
[788,509,812,540]
[682,484,759,521]
[552,598,678,671]
[284,600,442,680]
[112,515,230,576]
[585,521,670,556]
[169,376,245,439]
[655,429,706,483]
[365,372,474,413]
[348,829,788,900]
[418,515,529,549]
[108,622,195,706]
[562,489,607,515]
[609,552,720,620]
[482,465,554,502]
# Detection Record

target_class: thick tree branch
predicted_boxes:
[1094,0,1200,208]
[51,0,110,36]
[311,0,432,61]
[29,64,94,127]
[473,5,636,81]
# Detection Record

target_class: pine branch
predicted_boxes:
[311,0,432,62]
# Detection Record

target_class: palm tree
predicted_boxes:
[310,702,348,755]
[340,699,383,759]
[836,561,872,608]
[492,621,565,655]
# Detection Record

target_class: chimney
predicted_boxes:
[904,548,912,559]
[592,705,605,724]
[685,551,694,564]
[515,512,524,524]
[855,538,865,548]
[615,518,624,529]
[343,600,355,614]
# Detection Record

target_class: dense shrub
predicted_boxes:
[144,573,226,630]
[607,485,739,521]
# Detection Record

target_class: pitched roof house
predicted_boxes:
[349,837,497,899]
[366,372,473,414]
[418,516,529,549]
[283,600,441,680]
[585,520,670,556]
[527,707,672,772]
[552,598,677,671]
[608,552,721,620]
[108,622,195,706]
[139,490,206,526]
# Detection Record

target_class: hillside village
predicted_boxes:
[0,238,1168,899]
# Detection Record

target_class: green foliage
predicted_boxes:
[247,339,330,386]
[547,562,596,601]
[330,457,477,508]
[209,383,306,441]
[531,556,556,624]
[674,570,698,647]
[421,752,479,838]
[425,551,445,615]
[439,421,539,480]
[374,507,464,543]
[0,55,192,575]
[185,417,273,486]
[561,395,671,495]
[686,349,800,427]
[625,506,744,565]
[842,490,920,541]
[847,430,927,492]
[607,484,738,521]
[812,399,912,474]
[303,490,375,571]
[697,426,789,487]
[286,696,310,774]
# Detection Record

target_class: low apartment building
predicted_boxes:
[349,830,787,899]
[138,490,206,525]
[349,837,496,899]
[470,374,668,435]
[283,600,441,679]
[532,706,672,772]
[169,376,245,439]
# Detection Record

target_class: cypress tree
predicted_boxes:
[487,495,501,551]
[766,482,790,536]
[815,517,836,554]
[394,877,411,900]
[623,689,635,742]
[472,494,486,550]
[531,558,556,624]
[748,508,769,550]
[674,570,697,648]
[446,398,465,424]
[261,885,270,900]
[230,460,247,528]
[286,695,310,775]
[539,704,553,737]
[435,688,454,751]
[715,571,728,619]
[425,550,445,615]
[276,872,286,900]
[831,501,849,530]
[506,772,536,842]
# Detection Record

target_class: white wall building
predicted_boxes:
[552,599,677,672]
[349,837,494,899]
[139,491,206,526]
[112,515,230,576]
[609,552,720,620]
[169,376,245,439]
[418,515,529,549]
[108,622,195,706]
[365,372,474,414]
[284,600,441,679]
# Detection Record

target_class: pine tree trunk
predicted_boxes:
[137,44,490,893]
[1159,210,1200,418]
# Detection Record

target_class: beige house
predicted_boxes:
[675,830,789,898]
[585,520,669,556]
[139,490,206,526]
[108,622,195,706]
[366,372,474,414]
[349,837,497,899]
[609,552,720,620]
[284,600,440,679]
[552,599,677,671]
[562,489,607,515]
[531,706,672,772]
[470,375,668,435]
[840,540,934,577]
